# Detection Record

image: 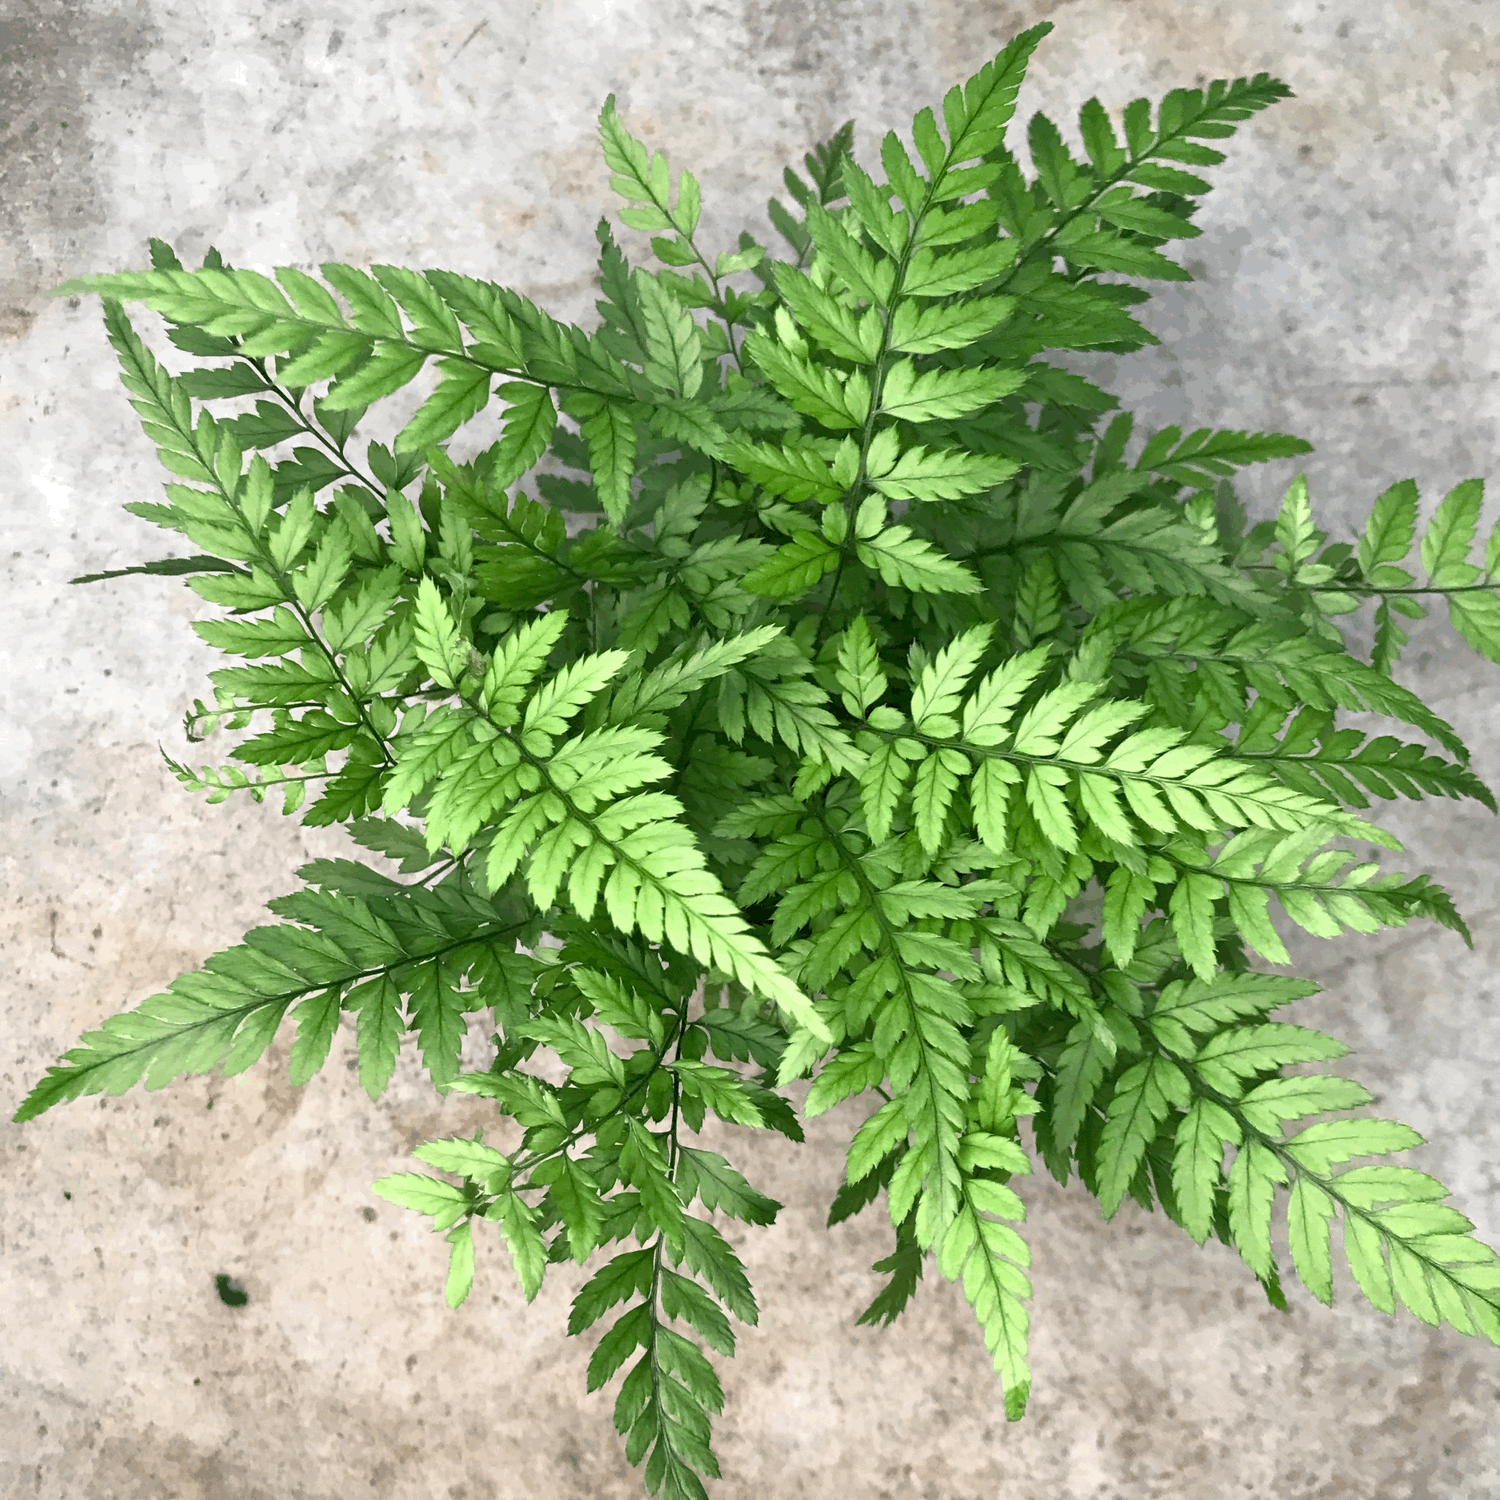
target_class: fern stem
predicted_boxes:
[501,999,689,1184]
[643,1003,691,1483]
[241,351,386,492]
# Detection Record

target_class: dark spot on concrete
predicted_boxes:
[0,4,156,339]
[214,1273,248,1307]
[90,1432,271,1500]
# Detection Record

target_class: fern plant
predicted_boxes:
[21,22,1500,1496]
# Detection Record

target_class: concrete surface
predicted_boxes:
[3,1,1499,1496]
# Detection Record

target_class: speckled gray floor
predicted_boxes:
[3,3,1499,1497]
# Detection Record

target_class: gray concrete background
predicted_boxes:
[3,1,1499,1496]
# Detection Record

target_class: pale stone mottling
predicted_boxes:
[3,1,1500,1496]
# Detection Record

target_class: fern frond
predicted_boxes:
[14,875,528,1119]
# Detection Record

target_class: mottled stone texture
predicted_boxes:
[3,1,1499,1496]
